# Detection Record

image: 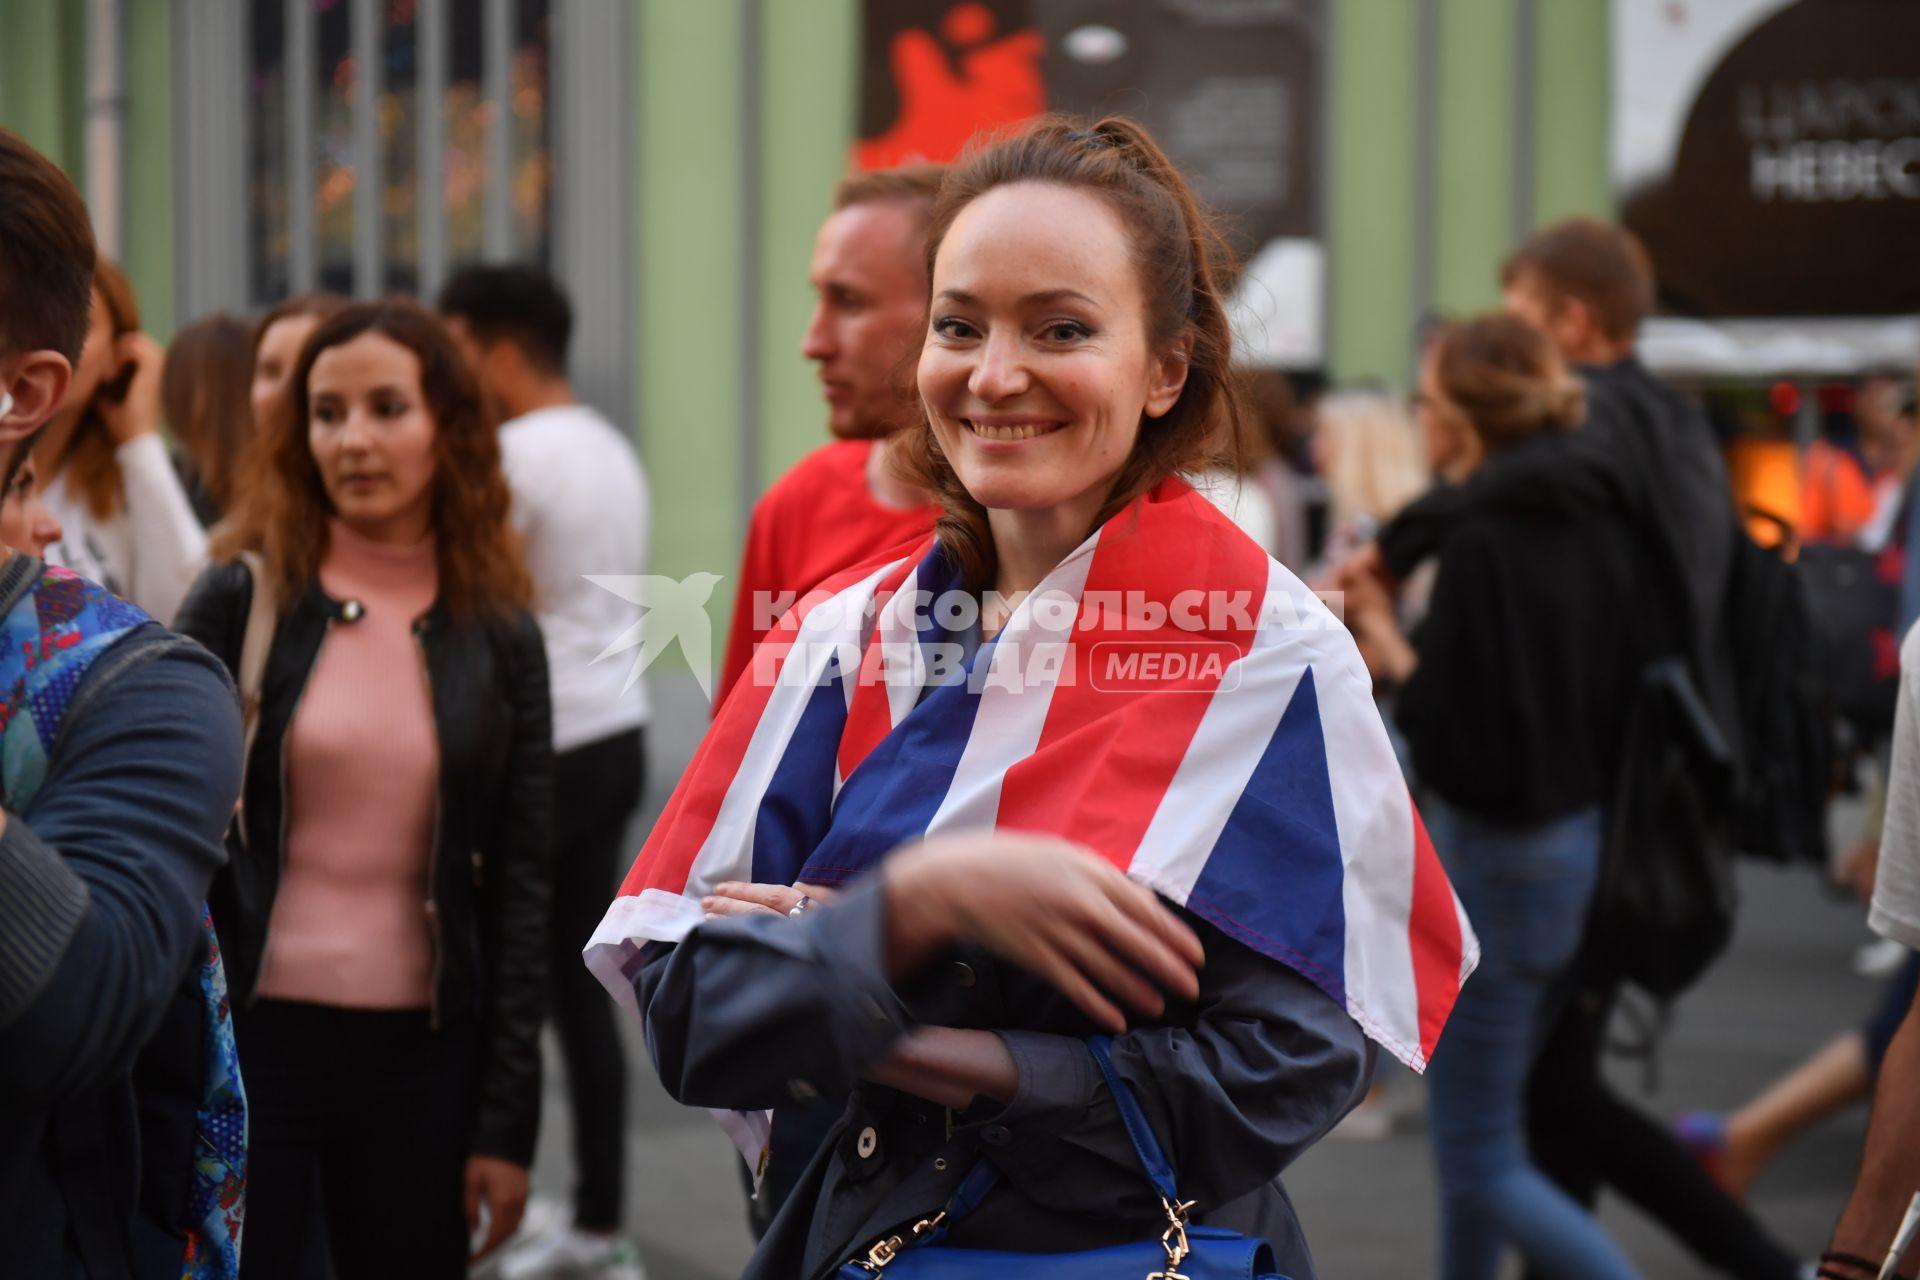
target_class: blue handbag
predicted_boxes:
[835,1036,1290,1278]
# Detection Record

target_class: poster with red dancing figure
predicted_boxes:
[857,2,1047,169]
[858,0,1329,368]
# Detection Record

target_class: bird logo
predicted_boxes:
[586,572,725,702]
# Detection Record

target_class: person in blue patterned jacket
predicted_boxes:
[0,126,245,1280]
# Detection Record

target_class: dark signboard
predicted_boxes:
[1618,0,1920,319]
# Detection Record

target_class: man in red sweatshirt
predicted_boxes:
[715,166,944,708]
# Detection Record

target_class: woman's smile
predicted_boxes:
[963,415,1069,443]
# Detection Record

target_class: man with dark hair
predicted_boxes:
[439,263,649,1280]
[0,128,245,1277]
[714,165,944,707]
[439,262,573,379]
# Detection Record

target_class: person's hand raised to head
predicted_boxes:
[98,332,165,445]
[883,832,1204,1034]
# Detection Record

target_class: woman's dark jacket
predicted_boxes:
[641,878,1374,1280]
[175,558,555,1164]
[1394,430,1657,826]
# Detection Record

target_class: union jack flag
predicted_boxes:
[587,478,1476,1083]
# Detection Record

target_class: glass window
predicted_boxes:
[244,0,552,306]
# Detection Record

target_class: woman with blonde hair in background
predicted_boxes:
[33,260,207,618]
[1312,387,1431,578]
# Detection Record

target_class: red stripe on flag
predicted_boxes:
[993,484,1269,864]
[838,556,924,781]
[1407,797,1465,1062]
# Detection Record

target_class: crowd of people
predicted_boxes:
[1,98,1918,1280]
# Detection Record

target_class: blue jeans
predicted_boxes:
[1423,799,1641,1280]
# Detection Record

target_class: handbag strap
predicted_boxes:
[852,1037,1194,1271]
[1087,1034,1181,1204]
[937,1035,1183,1225]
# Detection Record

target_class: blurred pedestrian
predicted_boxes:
[176,299,554,1279]
[1820,617,1920,1280]
[163,312,254,526]
[1189,369,1307,564]
[588,116,1473,1280]
[1312,387,1430,579]
[32,259,208,618]
[0,125,246,1280]
[1346,314,1645,1280]
[714,165,944,709]
[1493,222,1801,1280]
[439,263,650,1280]
[0,454,64,557]
[250,293,347,436]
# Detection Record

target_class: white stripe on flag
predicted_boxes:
[923,530,1101,835]
[1320,626,1426,1068]
[688,559,901,897]
[878,559,926,731]
[1128,559,1307,904]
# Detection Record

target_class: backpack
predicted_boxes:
[1589,658,1737,999]
[1723,518,1835,868]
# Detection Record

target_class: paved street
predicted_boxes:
[530,676,1886,1278]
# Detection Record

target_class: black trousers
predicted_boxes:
[552,727,645,1231]
[1523,967,1800,1280]
[235,1000,474,1280]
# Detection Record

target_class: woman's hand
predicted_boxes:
[98,332,164,446]
[463,1154,528,1261]
[885,834,1204,1033]
[701,880,842,919]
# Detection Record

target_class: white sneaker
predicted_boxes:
[498,1224,647,1280]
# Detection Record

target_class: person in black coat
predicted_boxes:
[176,299,553,1279]
[1346,314,1651,1280]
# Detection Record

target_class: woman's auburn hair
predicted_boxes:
[1426,312,1586,453]
[212,297,532,622]
[892,114,1247,589]
[63,259,140,521]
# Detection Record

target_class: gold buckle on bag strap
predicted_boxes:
[854,1209,949,1272]
[1146,1196,1198,1280]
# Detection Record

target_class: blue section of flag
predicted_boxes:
[803,672,984,884]
[803,545,982,884]
[750,658,849,884]
[1191,668,1349,1003]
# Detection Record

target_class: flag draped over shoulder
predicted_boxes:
[586,477,1477,1074]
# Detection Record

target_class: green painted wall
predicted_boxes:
[635,0,746,598]
[1432,0,1517,316]
[1327,0,1420,386]
[1533,0,1612,225]
[0,0,77,173]
[757,0,859,491]
[123,0,174,339]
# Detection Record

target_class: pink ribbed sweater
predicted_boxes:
[257,520,442,1009]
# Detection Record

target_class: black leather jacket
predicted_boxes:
[175,558,555,1164]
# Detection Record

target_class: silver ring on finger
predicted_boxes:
[787,894,813,919]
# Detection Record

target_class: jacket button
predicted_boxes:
[981,1125,1011,1146]
[787,1079,819,1103]
[951,962,976,988]
[856,1126,879,1160]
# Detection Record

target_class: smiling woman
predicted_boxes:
[898,116,1243,596]
[594,115,1475,1280]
